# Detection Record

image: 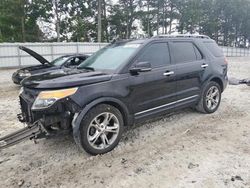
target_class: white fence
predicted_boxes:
[221,46,250,57]
[0,42,108,68]
[0,43,249,68]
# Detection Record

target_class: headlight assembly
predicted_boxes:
[32,87,78,110]
[19,70,31,77]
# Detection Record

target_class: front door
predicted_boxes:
[128,42,177,118]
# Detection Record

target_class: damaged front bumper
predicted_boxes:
[0,87,81,150]
[0,120,49,149]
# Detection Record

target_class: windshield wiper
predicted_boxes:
[77,66,95,71]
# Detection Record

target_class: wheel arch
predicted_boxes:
[72,97,133,147]
[209,77,224,92]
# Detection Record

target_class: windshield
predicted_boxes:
[78,43,141,70]
[51,56,69,66]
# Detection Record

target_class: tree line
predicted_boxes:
[0,0,249,47]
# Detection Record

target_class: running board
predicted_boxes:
[0,121,46,149]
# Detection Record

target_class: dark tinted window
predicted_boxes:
[68,57,81,66]
[203,42,223,57]
[172,42,197,63]
[137,43,170,68]
[51,56,69,66]
[194,45,203,60]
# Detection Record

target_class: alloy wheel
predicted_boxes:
[87,112,120,150]
[205,86,220,111]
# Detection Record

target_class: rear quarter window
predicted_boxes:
[171,42,199,63]
[203,42,224,57]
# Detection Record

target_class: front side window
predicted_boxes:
[136,43,170,68]
[78,43,141,70]
[172,42,199,63]
[66,57,86,67]
[51,56,69,66]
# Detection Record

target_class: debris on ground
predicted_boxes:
[18,179,24,187]
[121,158,127,164]
[231,175,244,181]
[188,162,199,169]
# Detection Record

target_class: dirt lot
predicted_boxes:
[0,57,249,188]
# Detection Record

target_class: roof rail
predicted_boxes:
[152,34,210,39]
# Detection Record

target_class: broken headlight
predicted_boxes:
[32,87,78,110]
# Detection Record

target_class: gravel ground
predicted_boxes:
[0,57,249,188]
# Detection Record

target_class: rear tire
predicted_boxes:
[78,104,124,155]
[196,81,222,114]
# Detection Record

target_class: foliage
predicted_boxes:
[0,0,250,46]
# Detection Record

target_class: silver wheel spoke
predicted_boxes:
[208,89,213,97]
[212,99,218,106]
[211,90,218,97]
[91,122,100,130]
[105,124,119,133]
[103,113,114,125]
[102,113,109,125]
[89,131,101,144]
[101,134,109,148]
[207,100,212,108]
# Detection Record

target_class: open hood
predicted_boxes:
[19,46,50,65]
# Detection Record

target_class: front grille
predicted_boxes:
[19,96,33,123]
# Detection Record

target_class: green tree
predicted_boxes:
[0,0,46,42]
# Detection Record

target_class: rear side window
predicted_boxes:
[203,42,223,57]
[194,46,203,60]
[171,42,201,63]
[137,43,170,68]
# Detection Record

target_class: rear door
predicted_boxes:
[129,42,177,118]
[169,41,208,102]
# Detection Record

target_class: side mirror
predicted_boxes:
[130,61,152,74]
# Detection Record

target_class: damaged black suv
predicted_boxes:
[0,35,228,155]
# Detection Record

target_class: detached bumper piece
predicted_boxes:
[239,79,250,86]
[229,78,250,86]
[0,121,47,150]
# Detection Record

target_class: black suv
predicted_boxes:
[1,35,228,155]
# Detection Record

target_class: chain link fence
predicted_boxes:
[0,43,249,68]
[221,46,250,57]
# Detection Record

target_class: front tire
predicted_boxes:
[196,81,222,114]
[78,104,124,155]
